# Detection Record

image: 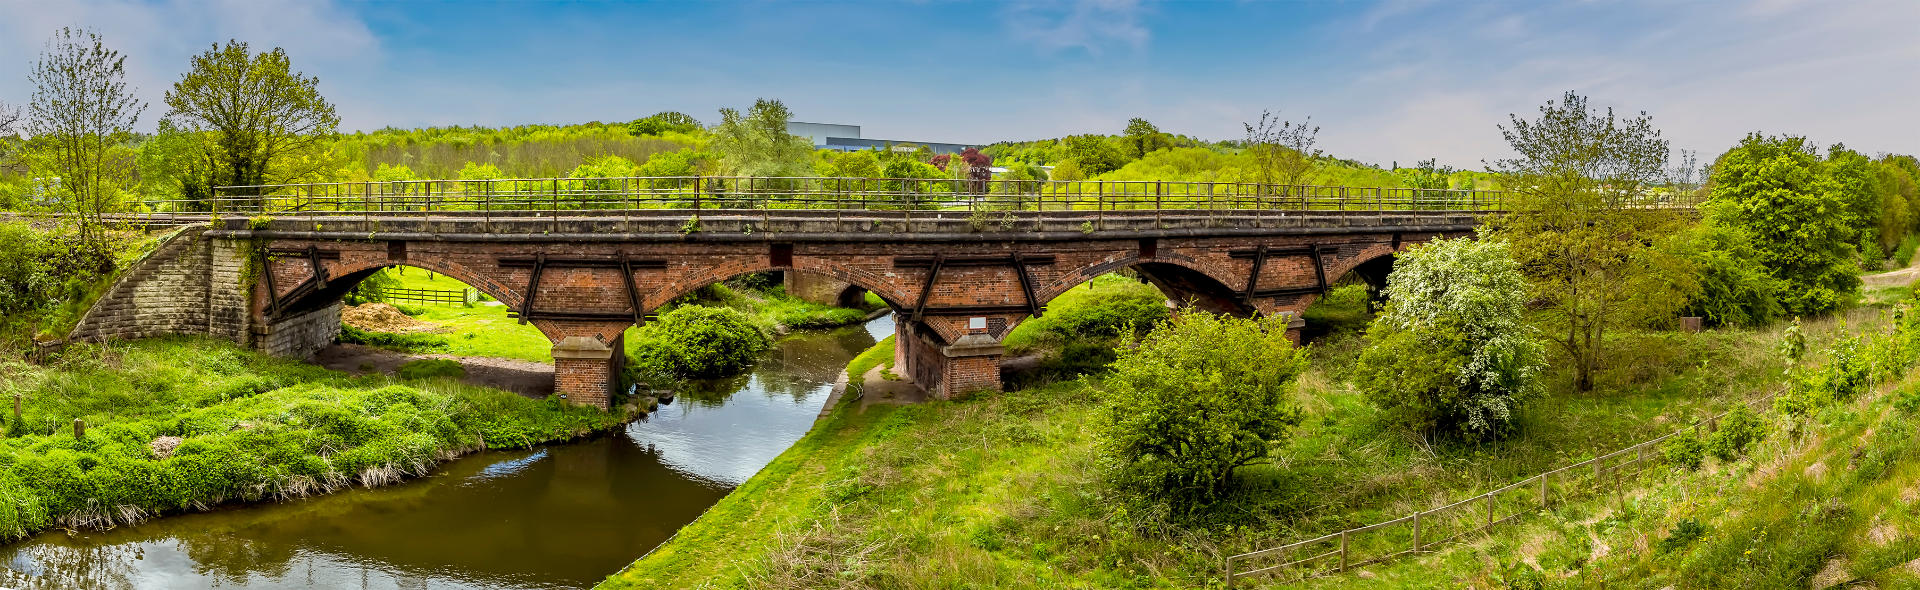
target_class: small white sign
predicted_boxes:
[968,317,988,330]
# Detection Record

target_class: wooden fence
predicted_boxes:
[379,287,469,306]
[1224,387,1785,586]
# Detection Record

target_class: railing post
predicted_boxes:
[1485,492,1495,533]
[1412,510,1421,552]
[1338,530,1348,572]
[1224,555,1235,588]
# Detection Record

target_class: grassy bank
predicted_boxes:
[0,337,622,542]
[604,278,1911,588]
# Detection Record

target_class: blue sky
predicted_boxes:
[2,0,1916,169]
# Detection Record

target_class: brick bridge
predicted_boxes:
[72,178,1492,408]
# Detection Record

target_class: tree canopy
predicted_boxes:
[710,98,812,177]
[164,40,340,195]
[27,27,144,249]
[1705,133,1859,315]
[1484,91,1693,392]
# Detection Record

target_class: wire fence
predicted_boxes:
[1224,385,1787,587]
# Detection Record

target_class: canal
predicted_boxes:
[0,316,893,590]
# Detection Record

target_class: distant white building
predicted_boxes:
[786,121,976,155]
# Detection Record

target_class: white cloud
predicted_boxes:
[0,0,377,129]
[1002,0,1150,55]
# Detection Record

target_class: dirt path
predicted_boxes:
[312,343,555,398]
[1863,257,1920,288]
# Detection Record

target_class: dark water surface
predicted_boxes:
[0,316,892,590]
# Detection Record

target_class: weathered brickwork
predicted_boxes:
[74,215,1476,408]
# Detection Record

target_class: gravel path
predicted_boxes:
[1864,258,1920,288]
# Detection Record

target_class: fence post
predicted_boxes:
[1338,530,1348,572]
[1485,493,1494,533]
[1541,472,1550,508]
[73,418,85,439]
[12,393,20,420]
[1412,510,1422,552]
[1224,555,1235,588]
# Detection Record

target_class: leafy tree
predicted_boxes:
[711,98,812,177]
[636,148,712,177]
[1824,144,1887,257]
[1484,91,1692,392]
[1671,222,1783,328]
[372,163,415,182]
[1061,134,1126,175]
[1400,158,1457,190]
[1049,158,1086,182]
[1242,109,1320,188]
[627,111,701,136]
[1705,133,1858,314]
[26,27,145,249]
[1353,238,1544,439]
[1122,117,1172,159]
[135,119,212,207]
[567,155,636,195]
[164,40,339,200]
[1099,311,1305,509]
[815,149,880,179]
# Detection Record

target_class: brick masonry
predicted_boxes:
[74,214,1476,408]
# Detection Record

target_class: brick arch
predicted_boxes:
[642,258,914,313]
[265,253,603,343]
[1033,250,1241,305]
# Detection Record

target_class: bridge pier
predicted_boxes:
[895,318,1004,399]
[548,327,627,409]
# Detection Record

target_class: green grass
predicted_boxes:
[0,337,622,542]
[384,266,478,294]
[603,283,1911,589]
[842,336,896,398]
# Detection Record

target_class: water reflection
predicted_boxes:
[0,316,892,590]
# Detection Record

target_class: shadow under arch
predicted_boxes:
[1034,255,1254,318]
[269,258,528,328]
[643,262,912,315]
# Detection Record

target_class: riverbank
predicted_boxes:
[0,336,627,543]
[604,286,1911,588]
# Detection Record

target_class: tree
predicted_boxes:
[135,119,212,207]
[27,27,145,250]
[1122,117,1171,159]
[1401,158,1456,190]
[1243,110,1320,188]
[1824,144,1886,257]
[1705,134,1857,315]
[1061,134,1126,175]
[1484,91,1692,392]
[1099,311,1305,509]
[711,98,813,177]
[627,111,701,136]
[164,40,339,203]
[1353,238,1544,440]
[1671,222,1783,328]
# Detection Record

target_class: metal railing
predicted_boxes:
[1223,385,1786,586]
[141,176,1524,216]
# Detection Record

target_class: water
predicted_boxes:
[0,316,894,590]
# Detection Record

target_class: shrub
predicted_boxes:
[628,306,771,380]
[1352,238,1544,440]
[1099,312,1305,510]
[1659,518,1708,554]
[1706,403,1766,462]
[396,359,466,380]
[1661,427,1705,471]
[1672,223,1783,328]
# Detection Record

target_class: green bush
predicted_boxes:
[1673,223,1784,328]
[1659,518,1708,554]
[1706,404,1766,462]
[628,306,771,381]
[1099,312,1305,510]
[1353,238,1544,440]
[1661,427,1706,471]
[396,359,466,380]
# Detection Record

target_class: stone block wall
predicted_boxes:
[71,227,220,342]
[256,302,342,358]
